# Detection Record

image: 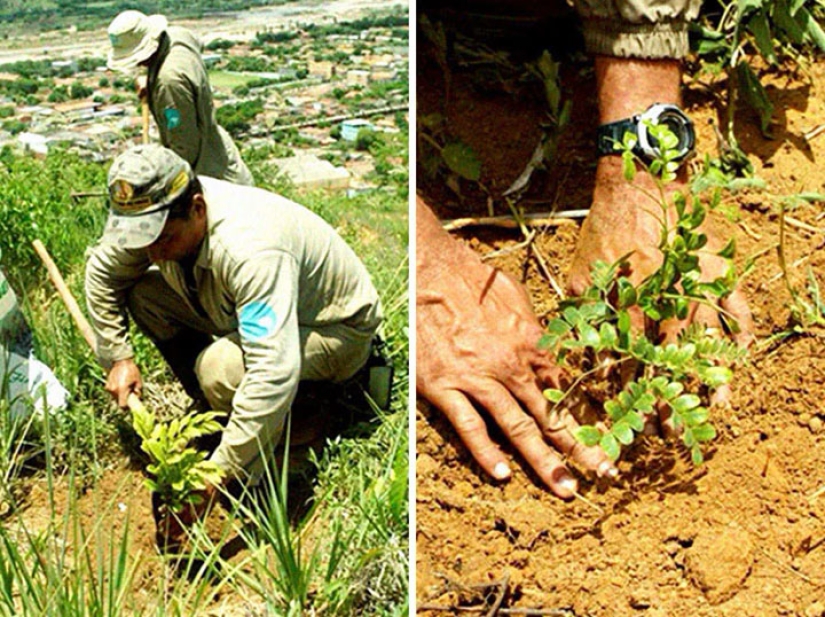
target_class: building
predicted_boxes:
[273,153,350,190]
[341,118,374,142]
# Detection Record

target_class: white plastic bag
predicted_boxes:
[0,268,68,419]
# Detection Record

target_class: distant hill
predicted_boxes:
[0,0,294,32]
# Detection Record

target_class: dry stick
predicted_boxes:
[784,215,823,235]
[443,211,586,232]
[31,239,144,413]
[70,190,107,201]
[418,605,572,616]
[484,574,510,617]
[804,123,825,142]
[141,97,150,145]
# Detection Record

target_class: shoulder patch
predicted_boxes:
[239,302,278,341]
[164,107,181,130]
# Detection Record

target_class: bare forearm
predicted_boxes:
[595,56,681,123]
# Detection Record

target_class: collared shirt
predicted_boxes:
[85,177,381,474]
[147,28,254,186]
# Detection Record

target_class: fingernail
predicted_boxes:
[598,460,619,479]
[557,473,577,495]
[493,462,511,480]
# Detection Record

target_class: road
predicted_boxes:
[0,0,407,65]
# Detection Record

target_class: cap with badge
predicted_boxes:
[107,10,168,72]
[103,144,193,250]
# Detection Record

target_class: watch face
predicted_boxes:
[638,104,696,162]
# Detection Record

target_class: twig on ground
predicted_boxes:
[418,606,573,616]
[766,255,810,284]
[804,124,825,142]
[572,490,604,515]
[443,211,586,232]
[528,240,565,300]
[756,547,823,586]
[738,221,762,241]
[420,573,572,616]
[480,233,536,262]
[808,485,825,502]
[784,216,823,235]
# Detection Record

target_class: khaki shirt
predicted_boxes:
[147,28,253,186]
[85,177,382,473]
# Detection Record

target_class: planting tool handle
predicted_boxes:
[32,239,96,351]
[141,96,150,145]
[31,239,146,414]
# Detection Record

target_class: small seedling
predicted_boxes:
[541,123,748,465]
[130,401,225,522]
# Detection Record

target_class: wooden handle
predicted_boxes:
[32,239,96,351]
[141,98,150,145]
[32,239,144,412]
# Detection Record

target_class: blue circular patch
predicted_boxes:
[239,302,278,341]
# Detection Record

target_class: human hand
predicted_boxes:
[567,159,754,404]
[106,358,143,408]
[416,198,617,499]
[155,482,219,552]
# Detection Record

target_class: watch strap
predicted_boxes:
[596,117,638,157]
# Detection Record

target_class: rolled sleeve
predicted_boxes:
[209,250,301,476]
[567,0,703,58]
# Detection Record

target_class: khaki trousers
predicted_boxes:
[126,270,377,412]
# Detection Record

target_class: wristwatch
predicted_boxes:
[596,103,696,165]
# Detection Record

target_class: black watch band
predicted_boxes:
[596,117,638,158]
[595,103,696,165]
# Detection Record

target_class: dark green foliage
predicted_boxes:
[69,80,93,99]
[215,98,263,137]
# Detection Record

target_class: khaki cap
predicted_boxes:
[102,144,192,250]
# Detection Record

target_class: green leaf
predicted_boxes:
[543,388,565,403]
[662,381,684,399]
[600,433,621,461]
[692,423,717,443]
[736,61,774,137]
[546,319,572,336]
[578,323,601,347]
[617,310,631,336]
[633,393,656,413]
[537,333,556,350]
[617,279,637,308]
[604,399,622,420]
[691,444,705,465]
[573,425,602,447]
[442,142,481,181]
[599,322,618,347]
[701,365,733,387]
[683,407,710,426]
[718,238,736,259]
[622,150,636,181]
[625,411,645,432]
[563,306,582,326]
[672,394,701,413]
[612,421,634,446]
[737,0,764,19]
[689,202,706,228]
[796,7,825,53]
[747,9,777,64]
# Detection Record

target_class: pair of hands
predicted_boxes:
[416,166,753,499]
